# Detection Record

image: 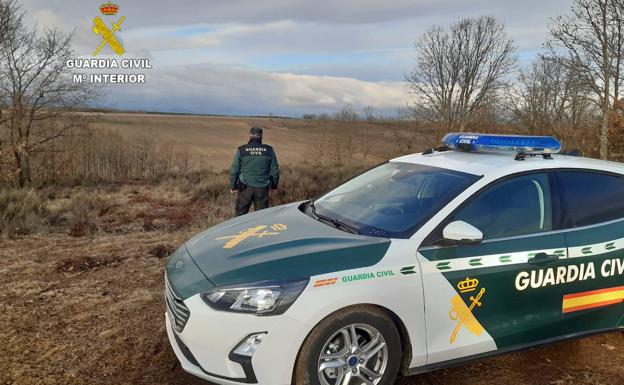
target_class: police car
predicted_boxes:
[164,133,624,385]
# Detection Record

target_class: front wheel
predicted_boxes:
[294,306,402,385]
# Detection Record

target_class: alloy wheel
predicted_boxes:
[317,323,388,385]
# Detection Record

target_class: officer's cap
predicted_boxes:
[250,127,263,136]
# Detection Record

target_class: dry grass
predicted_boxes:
[0,189,48,237]
[89,113,423,170]
[0,112,431,186]
[0,162,372,238]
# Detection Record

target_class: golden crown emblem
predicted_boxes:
[99,2,119,15]
[457,277,479,293]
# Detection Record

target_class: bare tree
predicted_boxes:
[547,0,624,159]
[388,106,435,153]
[609,99,624,160]
[512,56,596,135]
[358,125,372,161]
[334,103,359,121]
[0,0,94,186]
[0,0,19,42]
[407,16,517,131]
[362,105,376,121]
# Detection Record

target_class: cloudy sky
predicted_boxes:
[20,0,570,116]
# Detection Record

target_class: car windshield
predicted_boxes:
[310,162,480,238]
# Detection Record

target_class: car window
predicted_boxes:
[558,171,624,228]
[452,173,552,240]
[312,162,480,238]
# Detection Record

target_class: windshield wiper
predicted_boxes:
[327,217,361,235]
[308,200,361,235]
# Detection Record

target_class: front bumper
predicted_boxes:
[166,315,253,384]
[165,294,308,385]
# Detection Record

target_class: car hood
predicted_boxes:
[184,202,391,289]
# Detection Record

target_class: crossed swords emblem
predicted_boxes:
[449,287,486,344]
[215,224,288,249]
[92,15,126,56]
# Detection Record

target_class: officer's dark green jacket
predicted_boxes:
[229,139,280,189]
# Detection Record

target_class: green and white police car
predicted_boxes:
[164,133,624,385]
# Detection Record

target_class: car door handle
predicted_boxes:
[528,252,560,265]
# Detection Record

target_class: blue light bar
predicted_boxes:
[442,133,561,155]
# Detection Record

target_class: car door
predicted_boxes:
[418,172,570,365]
[555,170,624,335]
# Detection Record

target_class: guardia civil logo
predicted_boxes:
[215,223,288,249]
[93,3,125,56]
[66,2,151,85]
[449,277,486,344]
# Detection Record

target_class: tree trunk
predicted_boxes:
[600,100,610,160]
[14,148,31,187]
[600,0,610,160]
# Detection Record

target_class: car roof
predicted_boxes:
[391,150,624,178]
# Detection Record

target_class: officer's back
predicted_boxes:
[229,127,280,216]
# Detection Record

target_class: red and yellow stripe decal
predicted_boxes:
[562,286,624,314]
[314,278,338,288]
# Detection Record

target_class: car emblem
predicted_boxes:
[215,223,288,249]
[448,277,486,344]
[175,260,184,269]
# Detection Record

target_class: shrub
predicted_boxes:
[0,189,49,236]
[64,192,108,236]
[189,175,229,202]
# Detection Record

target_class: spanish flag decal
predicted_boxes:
[562,286,624,314]
[313,278,337,288]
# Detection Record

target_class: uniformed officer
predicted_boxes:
[229,127,280,216]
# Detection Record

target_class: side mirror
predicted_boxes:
[442,220,483,245]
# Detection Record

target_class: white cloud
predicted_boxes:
[97,65,406,116]
[31,9,66,29]
[273,73,405,108]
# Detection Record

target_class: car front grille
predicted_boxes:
[165,273,190,333]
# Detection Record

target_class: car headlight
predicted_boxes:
[201,279,309,315]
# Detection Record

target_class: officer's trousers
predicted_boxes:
[235,186,270,216]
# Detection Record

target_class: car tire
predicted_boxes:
[294,305,402,385]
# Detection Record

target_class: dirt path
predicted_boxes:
[1,233,623,385]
